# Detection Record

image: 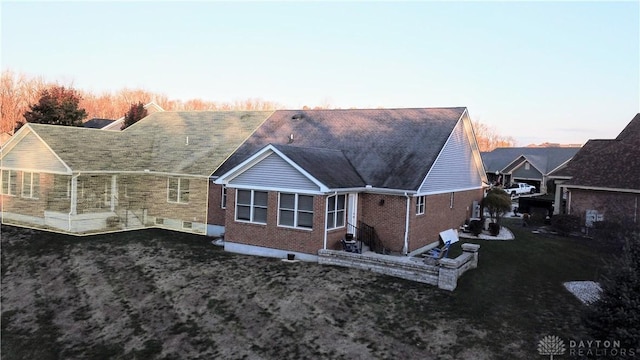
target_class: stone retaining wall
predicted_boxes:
[318,243,480,291]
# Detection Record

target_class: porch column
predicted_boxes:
[70,175,78,215]
[110,175,117,211]
[553,182,563,215]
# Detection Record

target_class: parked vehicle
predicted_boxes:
[504,182,536,197]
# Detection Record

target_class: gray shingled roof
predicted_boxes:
[549,140,614,178]
[481,147,581,175]
[27,111,273,176]
[273,144,365,189]
[562,114,640,190]
[31,124,141,171]
[214,108,467,190]
[124,111,273,175]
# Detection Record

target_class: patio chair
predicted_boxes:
[425,240,451,262]
[341,237,361,253]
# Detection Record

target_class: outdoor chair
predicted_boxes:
[341,235,361,253]
[424,240,451,264]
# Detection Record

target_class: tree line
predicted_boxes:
[1,70,283,133]
[1,70,514,150]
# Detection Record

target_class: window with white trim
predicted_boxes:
[221,186,227,209]
[1,170,17,196]
[236,189,268,224]
[525,162,530,170]
[450,192,455,209]
[167,177,189,203]
[416,195,425,215]
[279,193,314,229]
[326,194,346,229]
[21,172,40,199]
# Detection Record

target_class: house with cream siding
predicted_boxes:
[0,111,272,235]
[213,108,487,261]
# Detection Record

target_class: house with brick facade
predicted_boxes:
[550,113,640,229]
[212,108,488,261]
[0,111,272,235]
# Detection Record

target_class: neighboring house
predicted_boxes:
[213,108,488,261]
[83,118,116,129]
[481,146,581,193]
[0,111,273,235]
[549,114,640,228]
[101,101,165,131]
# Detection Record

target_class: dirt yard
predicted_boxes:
[1,224,596,359]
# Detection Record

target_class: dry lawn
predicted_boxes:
[1,223,604,359]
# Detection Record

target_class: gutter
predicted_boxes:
[328,186,418,196]
[403,192,410,255]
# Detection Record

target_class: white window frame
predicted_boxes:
[525,162,530,170]
[416,195,425,215]
[167,177,189,204]
[278,193,314,230]
[221,186,227,209]
[326,194,346,230]
[21,172,39,199]
[1,170,17,196]
[235,189,268,224]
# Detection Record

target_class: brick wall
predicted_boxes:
[207,182,226,226]
[409,189,482,251]
[1,171,53,217]
[224,188,326,254]
[222,188,484,255]
[570,188,639,226]
[358,193,408,253]
[146,175,207,224]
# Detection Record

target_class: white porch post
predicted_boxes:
[70,175,78,215]
[553,181,564,215]
[110,175,117,211]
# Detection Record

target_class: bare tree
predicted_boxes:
[1,70,47,133]
[473,120,516,152]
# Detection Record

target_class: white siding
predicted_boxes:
[1,132,68,173]
[230,153,320,191]
[419,119,483,194]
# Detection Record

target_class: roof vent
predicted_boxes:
[291,113,304,120]
[288,133,294,144]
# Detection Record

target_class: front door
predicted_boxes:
[347,193,358,234]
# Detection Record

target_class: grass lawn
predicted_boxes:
[0,219,618,359]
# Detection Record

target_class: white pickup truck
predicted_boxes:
[503,182,536,196]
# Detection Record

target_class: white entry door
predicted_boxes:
[347,193,358,234]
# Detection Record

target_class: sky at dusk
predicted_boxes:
[1,1,638,146]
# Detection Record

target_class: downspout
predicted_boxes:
[69,172,81,231]
[403,192,410,255]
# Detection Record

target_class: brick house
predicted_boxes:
[212,108,488,261]
[550,113,640,228]
[0,111,272,235]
